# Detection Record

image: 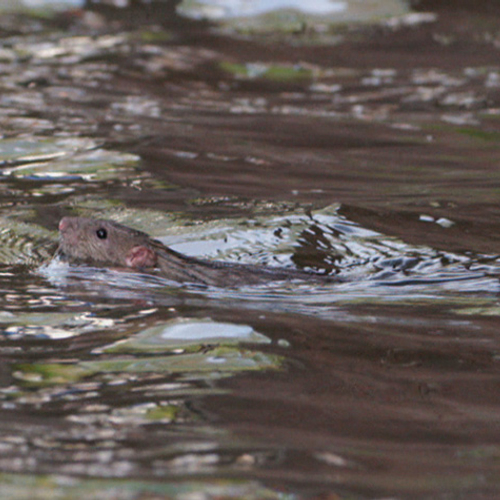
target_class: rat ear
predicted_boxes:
[125,246,158,268]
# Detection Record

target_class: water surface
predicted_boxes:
[0,1,500,498]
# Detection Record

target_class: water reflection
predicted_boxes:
[0,137,140,182]
[178,0,410,25]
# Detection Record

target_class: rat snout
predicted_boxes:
[59,216,72,232]
[58,217,80,249]
[59,216,82,234]
[59,217,68,232]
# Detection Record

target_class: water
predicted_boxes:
[0,1,500,498]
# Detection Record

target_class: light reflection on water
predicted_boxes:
[183,0,348,18]
[178,0,410,23]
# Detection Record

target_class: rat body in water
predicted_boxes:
[57,217,338,287]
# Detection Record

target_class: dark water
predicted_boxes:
[1,2,500,498]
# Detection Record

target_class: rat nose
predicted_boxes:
[59,217,72,232]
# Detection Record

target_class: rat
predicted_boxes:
[56,216,339,287]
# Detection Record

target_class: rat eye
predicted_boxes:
[96,228,107,240]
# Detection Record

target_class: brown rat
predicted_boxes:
[57,216,338,287]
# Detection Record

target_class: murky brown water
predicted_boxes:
[1,1,500,498]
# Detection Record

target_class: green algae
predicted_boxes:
[103,318,272,354]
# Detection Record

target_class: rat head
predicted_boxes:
[57,216,158,269]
